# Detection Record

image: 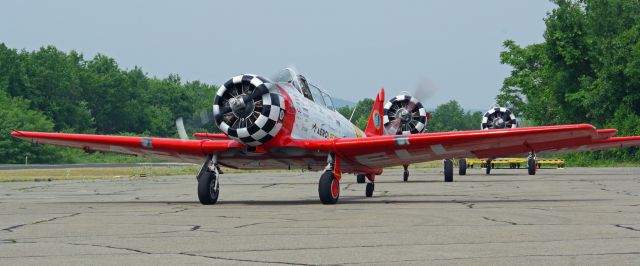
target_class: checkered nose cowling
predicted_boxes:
[383,94,427,135]
[213,74,286,146]
[481,107,518,130]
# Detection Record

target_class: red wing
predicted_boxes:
[539,136,640,155]
[11,130,244,163]
[300,124,606,171]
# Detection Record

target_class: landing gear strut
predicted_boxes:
[443,159,453,182]
[402,164,409,182]
[197,155,220,205]
[527,152,537,175]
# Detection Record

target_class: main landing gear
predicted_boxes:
[443,159,453,182]
[197,155,220,205]
[527,152,537,175]
[320,153,377,204]
[402,164,409,182]
[318,171,340,204]
[458,158,467,176]
[318,153,344,204]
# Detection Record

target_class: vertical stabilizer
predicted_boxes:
[364,88,385,137]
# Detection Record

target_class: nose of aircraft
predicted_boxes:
[213,74,286,146]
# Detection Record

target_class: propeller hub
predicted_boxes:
[493,117,505,128]
[396,108,412,123]
[229,96,255,119]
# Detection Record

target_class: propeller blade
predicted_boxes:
[175,117,189,140]
[243,84,269,102]
[218,105,232,116]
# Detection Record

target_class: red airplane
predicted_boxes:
[11,68,640,205]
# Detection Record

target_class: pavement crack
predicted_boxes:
[67,242,152,254]
[155,208,189,215]
[482,216,518,225]
[260,184,277,189]
[234,222,270,229]
[178,252,311,265]
[190,225,201,231]
[614,224,640,232]
[2,213,80,232]
[457,201,475,208]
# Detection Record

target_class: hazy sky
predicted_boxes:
[1,0,555,109]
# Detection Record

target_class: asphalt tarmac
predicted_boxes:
[1,167,639,265]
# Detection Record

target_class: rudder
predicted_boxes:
[364,88,385,137]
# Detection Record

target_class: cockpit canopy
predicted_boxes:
[271,68,335,111]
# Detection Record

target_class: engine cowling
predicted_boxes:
[481,107,517,130]
[213,74,285,146]
[383,94,428,135]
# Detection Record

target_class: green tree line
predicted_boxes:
[0,44,217,163]
[497,0,639,162]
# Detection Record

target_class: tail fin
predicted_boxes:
[364,88,385,137]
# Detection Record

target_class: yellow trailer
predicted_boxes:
[459,158,565,176]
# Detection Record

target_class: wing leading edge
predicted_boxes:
[11,130,244,163]
[298,124,639,171]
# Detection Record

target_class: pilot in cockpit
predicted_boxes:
[297,75,314,100]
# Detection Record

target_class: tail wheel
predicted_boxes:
[459,158,467,175]
[365,182,374,197]
[528,158,537,175]
[444,159,453,182]
[486,163,491,175]
[403,171,409,182]
[319,171,339,204]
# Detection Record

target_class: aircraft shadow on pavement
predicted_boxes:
[55,197,605,206]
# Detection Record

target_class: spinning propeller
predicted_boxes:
[384,79,437,135]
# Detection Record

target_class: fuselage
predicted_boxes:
[276,82,362,141]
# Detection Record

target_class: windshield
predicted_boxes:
[310,84,326,107]
[322,92,335,111]
[270,68,296,83]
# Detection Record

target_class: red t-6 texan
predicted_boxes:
[12,68,640,205]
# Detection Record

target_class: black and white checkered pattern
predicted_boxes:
[383,94,427,135]
[481,107,517,130]
[213,74,285,146]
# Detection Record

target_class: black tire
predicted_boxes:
[356,174,366,184]
[403,171,409,182]
[365,182,374,197]
[318,171,339,204]
[458,158,467,175]
[528,158,536,175]
[197,171,219,205]
[444,159,453,182]
[485,163,491,175]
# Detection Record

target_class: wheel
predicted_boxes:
[197,171,219,205]
[444,159,453,182]
[318,171,339,204]
[403,171,409,182]
[528,158,536,175]
[365,182,374,197]
[458,158,467,175]
[356,174,366,184]
[485,163,491,175]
